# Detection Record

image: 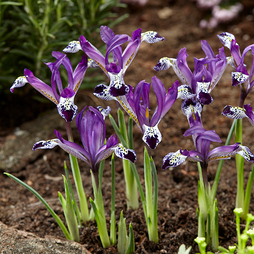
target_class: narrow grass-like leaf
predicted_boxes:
[126,223,135,254]
[64,161,81,226]
[110,154,116,245]
[4,172,71,240]
[118,210,128,254]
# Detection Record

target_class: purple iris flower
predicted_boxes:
[218,32,254,103]
[33,106,136,175]
[93,76,178,149]
[63,26,164,97]
[125,76,179,149]
[10,51,88,122]
[154,41,230,106]
[162,125,254,184]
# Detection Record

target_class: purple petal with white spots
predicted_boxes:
[113,144,136,163]
[162,150,188,169]
[222,105,247,119]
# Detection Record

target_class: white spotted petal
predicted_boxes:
[154,57,175,71]
[57,95,78,122]
[217,32,236,49]
[232,71,249,85]
[177,85,194,100]
[142,124,162,150]
[88,59,99,68]
[141,31,164,43]
[222,105,247,119]
[33,139,59,150]
[237,145,254,162]
[162,150,188,169]
[63,41,81,53]
[96,106,111,120]
[10,76,28,93]
[113,144,136,163]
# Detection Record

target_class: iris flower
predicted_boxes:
[162,125,254,184]
[94,76,178,149]
[218,32,254,102]
[125,76,179,149]
[63,26,164,97]
[154,41,231,106]
[10,52,88,122]
[218,32,254,123]
[33,106,136,179]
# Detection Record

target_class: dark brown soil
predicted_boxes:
[1,0,254,253]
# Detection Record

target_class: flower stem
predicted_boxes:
[112,109,139,209]
[211,119,236,200]
[110,155,116,245]
[65,122,89,222]
[235,118,245,209]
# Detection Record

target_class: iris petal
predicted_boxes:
[113,144,136,163]
[198,91,213,105]
[63,41,81,53]
[33,139,59,150]
[217,32,236,49]
[93,84,115,101]
[177,85,194,100]
[10,76,27,93]
[97,106,111,120]
[153,57,174,71]
[141,31,164,43]
[207,143,240,162]
[232,71,249,86]
[57,95,78,122]
[88,59,99,68]
[222,105,247,119]
[142,124,162,149]
[237,145,254,162]
[162,150,188,169]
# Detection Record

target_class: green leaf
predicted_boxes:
[4,172,71,240]
[0,2,23,6]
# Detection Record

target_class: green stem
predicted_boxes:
[65,122,89,222]
[90,170,111,248]
[116,110,139,209]
[123,159,139,209]
[110,155,116,245]
[150,157,159,243]
[130,162,146,217]
[211,119,236,200]
[235,119,245,209]
[64,162,81,226]
[144,148,153,240]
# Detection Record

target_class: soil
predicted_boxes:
[1,0,254,253]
